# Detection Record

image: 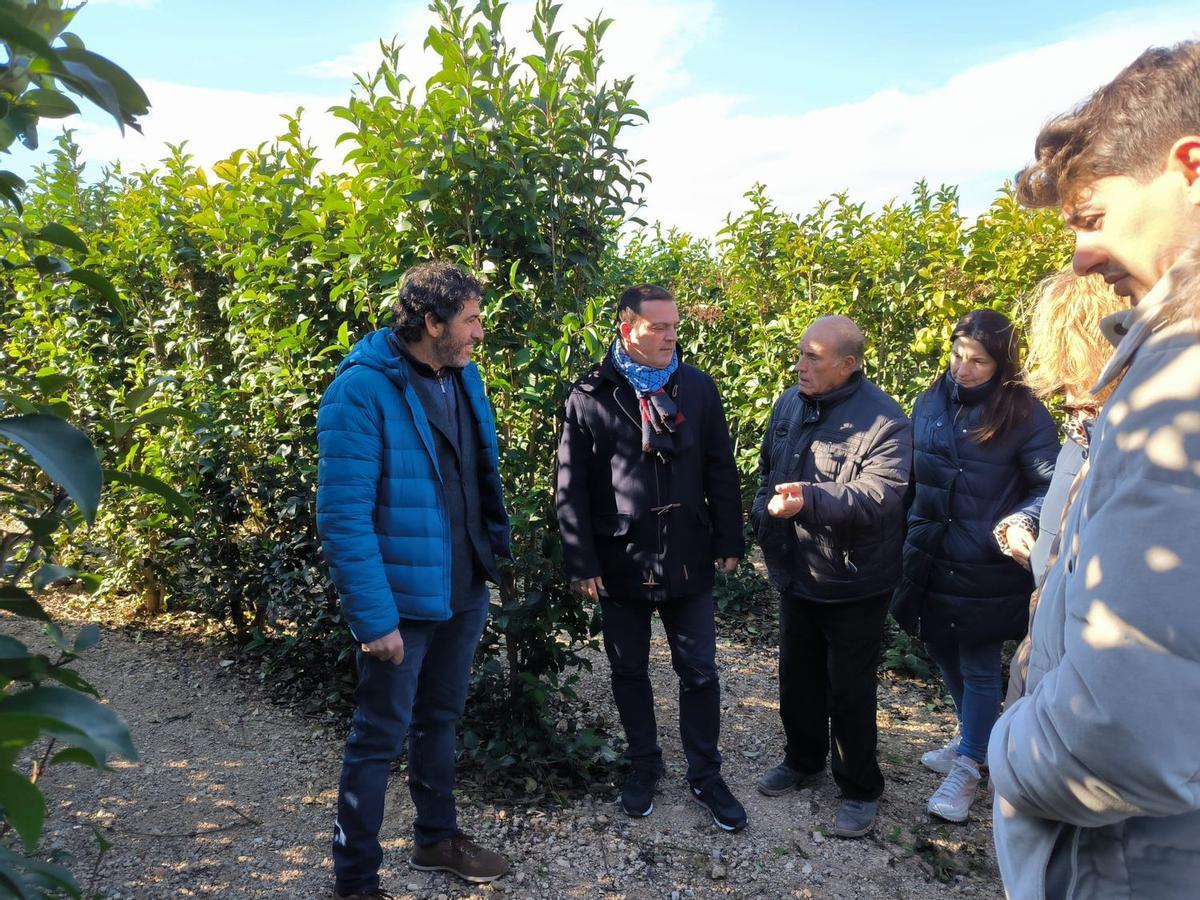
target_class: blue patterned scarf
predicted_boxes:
[611,339,678,395]
[611,339,684,457]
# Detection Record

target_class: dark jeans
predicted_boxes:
[332,592,487,895]
[923,633,1003,765]
[600,590,722,786]
[779,591,890,801]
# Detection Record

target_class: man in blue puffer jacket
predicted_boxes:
[317,261,512,897]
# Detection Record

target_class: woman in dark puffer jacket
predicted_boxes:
[891,309,1059,824]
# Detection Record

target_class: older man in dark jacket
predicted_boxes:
[751,315,912,840]
[556,284,747,832]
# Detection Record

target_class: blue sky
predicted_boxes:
[14,0,1200,235]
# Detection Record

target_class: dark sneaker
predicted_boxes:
[620,766,661,817]
[833,798,877,838]
[334,888,397,899]
[410,832,510,883]
[756,761,822,796]
[690,777,748,832]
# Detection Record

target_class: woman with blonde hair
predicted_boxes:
[1004,270,1125,709]
[1018,269,1125,582]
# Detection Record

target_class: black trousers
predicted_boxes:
[599,590,721,786]
[779,590,891,801]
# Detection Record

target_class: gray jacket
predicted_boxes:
[989,253,1200,899]
[1030,430,1088,586]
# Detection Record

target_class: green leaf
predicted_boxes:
[104,469,193,518]
[32,254,70,275]
[35,369,70,395]
[65,267,124,315]
[21,88,80,120]
[0,769,46,850]
[32,222,87,253]
[122,383,159,413]
[49,746,97,767]
[72,624,100,653]
[53,46,150,132]
[44,665,98,697]
[31,564,76,591]
[0,8,57,59]
[0,845,81,897]
[0,587,51,623]
[0,170,24,214]
[0,686,136,765]
[131,405,198,429]
[0,414,101,523]
[0,635,30,659]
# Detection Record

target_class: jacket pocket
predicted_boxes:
[592,513,634,538]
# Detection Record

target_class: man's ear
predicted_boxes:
[619,321,632,341]
[1169,136,1200,193]
[424,312,445,339]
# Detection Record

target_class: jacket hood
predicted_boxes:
[336,327,407,380]
[1093,248,1200,394]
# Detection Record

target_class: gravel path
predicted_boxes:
[14,600,1002,899]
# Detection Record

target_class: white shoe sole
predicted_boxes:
[620,799,654,818]
[927,801,970,824]
[690,791,747,832]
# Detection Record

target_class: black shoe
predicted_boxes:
[690,777,748,832]
[756,761,821,797]
[620,766,661,817]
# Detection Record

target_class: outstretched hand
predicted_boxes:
[767,482,805,518]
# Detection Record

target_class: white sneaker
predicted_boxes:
[927,755,981,823]
[920,731,961,775]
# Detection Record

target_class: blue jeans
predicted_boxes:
[600,590,722,786]
[924,634,1002,765]
[332,594,487,894]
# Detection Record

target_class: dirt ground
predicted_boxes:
[13,597,1002,899]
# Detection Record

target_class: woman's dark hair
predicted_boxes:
[943,308,1034,444]
[391,261,482,343]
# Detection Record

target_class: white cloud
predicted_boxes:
[629,10,1200,237]
[66,80,345,176]
[300,0,716,104]
[44,2,1200,240]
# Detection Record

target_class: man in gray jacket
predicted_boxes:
[751,315,912,840]
[991,40,1200,899]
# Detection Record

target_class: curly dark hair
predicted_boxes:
[391,261,482,343]
[1015,41,1200,209]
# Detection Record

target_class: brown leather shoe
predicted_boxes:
[410,832,510,883]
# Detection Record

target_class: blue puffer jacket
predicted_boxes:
[316,328,511,642]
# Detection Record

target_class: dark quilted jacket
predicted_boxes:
[891,374,1059,645]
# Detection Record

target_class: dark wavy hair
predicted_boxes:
[941,308,1035,444]
[1015,41,1200,209]
[391,261,481,343]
